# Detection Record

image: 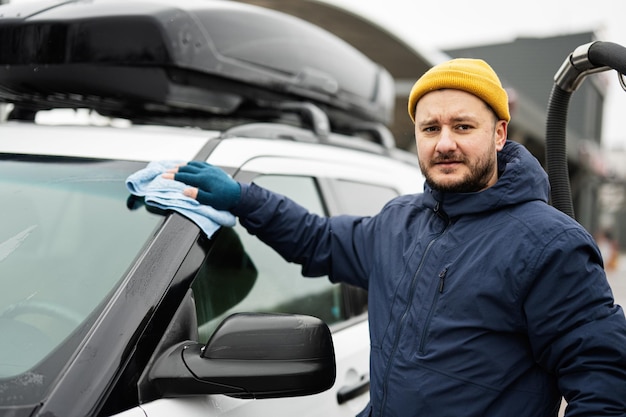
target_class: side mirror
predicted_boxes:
[148,313,336,399]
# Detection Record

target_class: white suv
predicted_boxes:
[0,1,424,416]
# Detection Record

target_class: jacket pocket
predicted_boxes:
[417,266,448,355]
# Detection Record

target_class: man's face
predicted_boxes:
[414,89,507,193]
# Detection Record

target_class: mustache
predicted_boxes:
[431,152,465,164]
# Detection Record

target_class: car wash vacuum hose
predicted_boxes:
[546,41,626,219]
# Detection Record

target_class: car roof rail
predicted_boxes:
[276,102,330,140]
[219,100,399,152]
[349,122,396,150]
[219,121,399,157]
[220,123,320,144]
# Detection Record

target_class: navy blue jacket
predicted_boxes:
[232,141,626,416]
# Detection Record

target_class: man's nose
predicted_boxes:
[435,128,457,153]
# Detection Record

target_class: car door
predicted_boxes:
[186,155,403,416]
[225,152,420,416]
[181,170,372,417]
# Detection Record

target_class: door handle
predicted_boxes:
[336,375,370,404]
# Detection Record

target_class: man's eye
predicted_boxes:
[423,126,439,133]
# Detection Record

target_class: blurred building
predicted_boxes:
[600,149,626,250]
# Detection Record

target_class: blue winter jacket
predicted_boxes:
[232,140,626,417]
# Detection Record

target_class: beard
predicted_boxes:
[419,141,497,194]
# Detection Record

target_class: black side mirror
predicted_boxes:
[148,313,336,399]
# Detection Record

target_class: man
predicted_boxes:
[165,59,626,416]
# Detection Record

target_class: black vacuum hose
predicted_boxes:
[545,85,574,217]
[545,41,626,219]
[588,42,626,75]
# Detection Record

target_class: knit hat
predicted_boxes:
[407,58,510,123]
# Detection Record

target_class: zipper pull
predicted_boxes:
[438,268,447,293]
[434,202,449,222]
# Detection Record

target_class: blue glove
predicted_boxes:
[174,162,241,210]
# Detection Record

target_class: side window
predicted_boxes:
[193,175,344,343]
[331,179,399,216]
[326,179,400,316]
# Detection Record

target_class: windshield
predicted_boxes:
[0,154,163,405]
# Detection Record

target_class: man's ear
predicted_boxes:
[495,120,507,151]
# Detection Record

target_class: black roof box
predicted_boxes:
[0,0,395,126]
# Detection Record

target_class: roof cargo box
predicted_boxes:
[0,0,395,127]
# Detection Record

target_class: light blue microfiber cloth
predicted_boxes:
[126,160,236,238]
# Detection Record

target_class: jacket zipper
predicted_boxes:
[419,267,448,354]
[438,267,447,292]
[378,205,450,416]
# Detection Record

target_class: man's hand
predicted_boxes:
[163,161,241,210]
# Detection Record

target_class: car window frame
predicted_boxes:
[233,169,388,322]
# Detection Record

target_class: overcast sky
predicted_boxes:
[320,0,626,149]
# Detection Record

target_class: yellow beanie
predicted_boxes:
[407,58,510,123]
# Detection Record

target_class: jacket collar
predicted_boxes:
[423,140,549,219]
